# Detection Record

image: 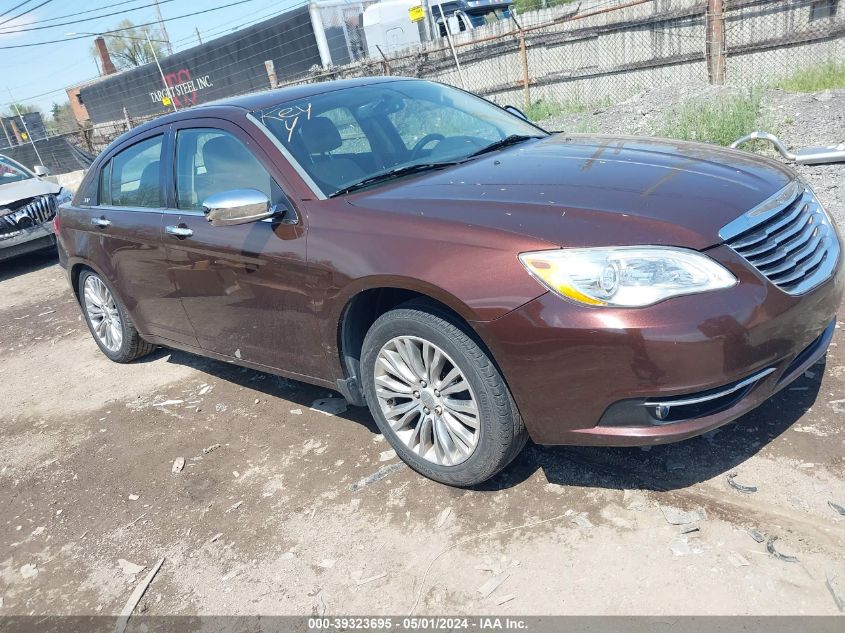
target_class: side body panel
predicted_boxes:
[60,125,197,345]
[162,117,321,377]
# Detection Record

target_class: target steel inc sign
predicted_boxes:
[78,5,322,124]
[149,71,214,107]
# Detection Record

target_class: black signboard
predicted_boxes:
[80,6,322,123]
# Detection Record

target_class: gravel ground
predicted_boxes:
[540,84,845,227]
[1,86,844,618]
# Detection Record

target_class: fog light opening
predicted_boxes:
[653,404,671,420]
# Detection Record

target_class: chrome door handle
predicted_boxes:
[165,225,193,239]
[91,217,111,228]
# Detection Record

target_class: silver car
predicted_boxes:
[0,154,73,262]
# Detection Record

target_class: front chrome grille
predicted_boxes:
[720,181,841,295]
[0,194,57,240]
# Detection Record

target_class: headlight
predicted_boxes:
[56,187,73,205]
[519,246,737,307]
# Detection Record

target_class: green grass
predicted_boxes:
[657,92,767,146]
[775,61,845,92]
[513,0,578,13]
[524,98,608,122]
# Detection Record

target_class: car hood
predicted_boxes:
[0,177,60,208]
[347,134,796,250]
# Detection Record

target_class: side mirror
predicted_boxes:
[504,105,528,121]
[202,189,275,227]
[33,165,49,177]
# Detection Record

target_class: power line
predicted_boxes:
[0,0,263,49]
[0,0,180,35]
[2,0,314,105]
[2,0,154,27]
[0,0,35,21]
[170,0,282,46]
[0,0,54,29]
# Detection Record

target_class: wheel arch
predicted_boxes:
[335,279,498,406]
[68,257,107,302]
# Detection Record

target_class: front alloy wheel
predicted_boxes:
[361,303,527,487]
[374,336,480,466]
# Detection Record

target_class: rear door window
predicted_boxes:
[105,135,164,208]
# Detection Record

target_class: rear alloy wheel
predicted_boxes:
[83,275,123,352]
[78,269,156,363]
[361,303,527,486]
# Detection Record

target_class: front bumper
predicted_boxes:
[474,245,844,446]
[0,223,56,262]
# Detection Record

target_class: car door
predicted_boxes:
[162,119,319,377]
[82,128,198,346]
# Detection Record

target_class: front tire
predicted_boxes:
[361,303,527,487]
[78,269,156,363]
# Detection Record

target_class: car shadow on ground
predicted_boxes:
[0,250,58,282]
[156,345,822,493]
[160,348,381,434]
[482,360,826,493]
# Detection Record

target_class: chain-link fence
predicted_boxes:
[288,0,845,109]
[11,0,844,171]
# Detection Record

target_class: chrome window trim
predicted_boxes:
[643,367,775,408]
[91,205,202,216]
[246,112,327,201]
[95,206,280,224]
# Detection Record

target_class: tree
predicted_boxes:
[92,20,167,70]
[3,103,40,118]
[48,102,78,134]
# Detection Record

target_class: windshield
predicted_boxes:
[0,155,32,185]
[253,80,546,196]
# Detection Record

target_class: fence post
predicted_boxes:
[376,45,392,76]
[706,0,726,84]
[264,60,278,88]
[519,30,531,109]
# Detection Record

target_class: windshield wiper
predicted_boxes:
[466,134,542,159]
[330,162,460,197]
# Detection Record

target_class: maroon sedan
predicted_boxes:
[56,78,843,486]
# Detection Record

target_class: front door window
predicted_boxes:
[175,128,273,210]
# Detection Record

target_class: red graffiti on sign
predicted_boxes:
[164,69,197,108]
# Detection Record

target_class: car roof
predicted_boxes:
[199,75,414,112]
[118,76,417,143]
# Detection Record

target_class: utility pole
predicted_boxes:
[195,27,203,45]
[152,0,174,56]
[6,90,45,167]
[706,0,726,84]
[437,3,466,90]
[146,29,178,113]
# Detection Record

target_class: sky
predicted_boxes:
[0,0,304,114]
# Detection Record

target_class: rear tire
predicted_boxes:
[78,269,156,363]
[361,303,527,487]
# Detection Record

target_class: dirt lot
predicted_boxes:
[2,90,845,618]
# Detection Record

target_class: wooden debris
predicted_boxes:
[114,557,164,633]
